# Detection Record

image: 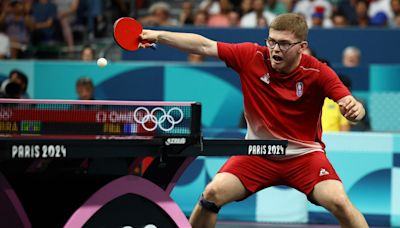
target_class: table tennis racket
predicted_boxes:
[113,17,156,51]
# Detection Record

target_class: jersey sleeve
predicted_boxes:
[217,42,258,73]
[319,64,351,102]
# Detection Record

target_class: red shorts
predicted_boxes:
[218,151,341,196]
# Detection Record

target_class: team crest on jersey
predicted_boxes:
[296,82,303,97]
[260,73,270,84]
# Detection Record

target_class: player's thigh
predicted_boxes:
[205,172,248,204]
[309,179,350,209]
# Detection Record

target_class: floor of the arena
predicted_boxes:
[216,221,387,228]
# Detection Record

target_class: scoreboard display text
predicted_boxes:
[0,104,193,137]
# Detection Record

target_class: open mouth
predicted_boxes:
[272,55,283,62]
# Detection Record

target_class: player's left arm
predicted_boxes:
[337,95,366,122]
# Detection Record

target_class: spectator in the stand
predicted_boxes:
[139,2,178,26]
[240,0,276,27]
[337,0,359,25]
[193,10,209,26]
[87,0,106,39]
[0,24,11,59]
[80,45,95,61]
[370,11,389,26]
[392,0,400,13]
[368,0,393,21]
[256,15,268,27]
[389,0,400,26]
[293,0,333,27]
[264,0,288,15]
[54,0,79,52]
[179,0,194,26]
[199,0,222,15]
[30,0,58,45]
[208,0,233,27]
[0,69,30,98]
[228,11,241,26]
[21,0,33,14]
[76,77,95,100]
[229,0,243,12]
[282,0,295,12]
[311,11,324,27]
[355,0,370,27]
[322,75,352,132]
[0,0,33,59]
[342,46,361,67]
[239,0,253,17]
[332,12,349,27]
[390,0,400,23]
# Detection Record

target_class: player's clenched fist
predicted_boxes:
[140,30,161,48]
[337,95,365,122]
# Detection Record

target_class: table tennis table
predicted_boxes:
[0,99,287,228]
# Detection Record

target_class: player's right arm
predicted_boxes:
[140,30,218,58]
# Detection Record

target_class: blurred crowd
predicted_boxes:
[0,0,128,59]
[0,0,399,60]
[138,0,400,28]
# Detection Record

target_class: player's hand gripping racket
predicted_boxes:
[113,17,157,51]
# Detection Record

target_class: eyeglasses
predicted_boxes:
[265,38,302,51]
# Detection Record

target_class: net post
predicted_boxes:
[191,102,202,140]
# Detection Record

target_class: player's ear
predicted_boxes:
[299,41,308,54]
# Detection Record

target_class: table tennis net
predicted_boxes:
[0,99,201,138]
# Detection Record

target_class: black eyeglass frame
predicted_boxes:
[265,38,303,52]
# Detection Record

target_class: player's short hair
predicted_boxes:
[269,13,308,41]
[76,77,94,88]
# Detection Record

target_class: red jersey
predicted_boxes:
[217,42,350,157]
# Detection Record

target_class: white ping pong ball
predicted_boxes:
[144,225,157,228]
[97,57,108,68]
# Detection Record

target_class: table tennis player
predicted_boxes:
[140,13,368,228]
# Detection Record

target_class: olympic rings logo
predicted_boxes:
[133,107,184,131]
